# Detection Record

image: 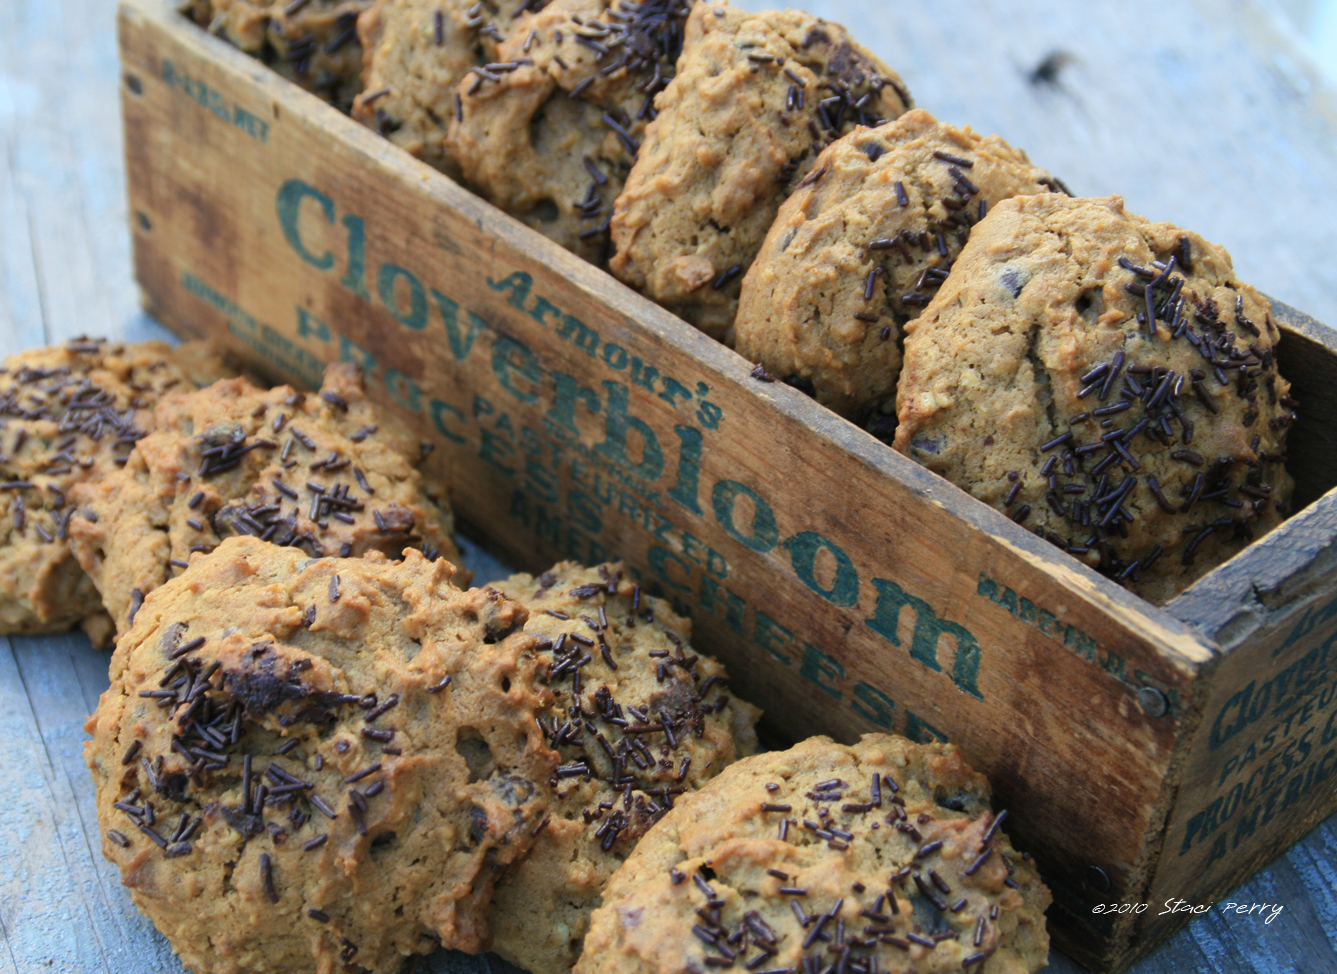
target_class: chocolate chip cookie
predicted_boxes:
[70,363,466,637]
[187,0,370,109]
[85,534,559,972]
[735,110,1062,421]
[894,194,1296,603]
[0,338,227,645]
[576,734,1050,974]
[353,0,538,175]
[608,2,912,344]
[446,0,691,266]
[486,561,762,974]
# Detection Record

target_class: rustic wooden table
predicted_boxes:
[1,0,1334,972]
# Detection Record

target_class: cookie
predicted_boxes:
[576,734,1050,974]
[735,110,1062,421]
[607,2,912,344]
[85,535,559,972]
[70,362,466,638]
[445,0,691,266]
[171,338,263,390]
[352,0,535,173]
[187,0,370,109]
[485,561,762,974]
[0,338,228,645]
[894,194,1296,604]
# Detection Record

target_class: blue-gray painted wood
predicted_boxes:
[1,0,1335,971]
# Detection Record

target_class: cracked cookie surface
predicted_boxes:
[608,1,912,344]
[894,194,1296,604]
[735,110,1060,422]
[486,561,761,974]
[70,363,465,638]
[576,734,1050,974]
[85,535,559,973]
[0,338,231,645]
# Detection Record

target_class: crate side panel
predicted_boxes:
[1270,302,1337,512]
[1136,494,1337,964]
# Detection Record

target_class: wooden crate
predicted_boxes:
[117,1,1337,970]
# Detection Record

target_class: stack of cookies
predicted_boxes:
[79,525,1049,974]
[0,338,242,644]
[78,530,1048,973]
[0,340,1048,972]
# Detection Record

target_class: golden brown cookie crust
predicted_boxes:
[577,734,1050,974]
[608,2,912,344]
[0,339,217,643]
[353,0,534,175]
[735,110,1060,421]
[894,194,1296,604]
[446,0,691,266]
[70,363,466,638]
[486,561,761,974]
[85,535,559,973]
[188,0,370,108]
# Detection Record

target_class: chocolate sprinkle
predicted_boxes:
[259,852,278,903]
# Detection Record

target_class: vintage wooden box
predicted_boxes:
[117,1,1337,970]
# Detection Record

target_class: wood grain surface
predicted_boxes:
[1,0,1335,972]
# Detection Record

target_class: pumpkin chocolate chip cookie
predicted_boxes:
[894,194,1296,603]
[576,734,1050,974]
[70,362,466,638]
[0,338,231,645]
[352,0,539,175]
[185,0,371,109]
[486,561,762,974]
[446,0,692,266]
[85,535,559,972]
[608,2,913,344]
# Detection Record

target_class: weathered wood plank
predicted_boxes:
[0,0,140,346]
[0,636,118,972]
[0,136,48,356]
[10,632,194,972]
[1045,818,1337,974]
[1266,303,1337,512]
[1284,818,1337,957]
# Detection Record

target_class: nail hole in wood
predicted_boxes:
[1086,866,1112,892]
